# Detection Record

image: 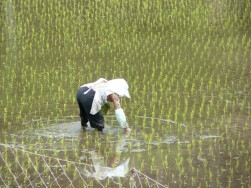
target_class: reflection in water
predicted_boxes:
[3,116,230,186]
[83,135,130,180]
[0,0,250,186]
[84,152,130,180]
[8,118,131,180]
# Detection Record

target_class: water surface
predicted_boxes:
[0,0,251,187]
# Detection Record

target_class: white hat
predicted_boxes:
[107,79,130,98]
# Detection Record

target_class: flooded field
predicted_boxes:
[0,0,251,187]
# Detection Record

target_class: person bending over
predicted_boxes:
[76,78,131,133]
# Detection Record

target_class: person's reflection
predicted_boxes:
[83,135,130,180]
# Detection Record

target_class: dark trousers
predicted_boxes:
[76,86,104,131]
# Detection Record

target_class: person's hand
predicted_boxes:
[124,127,131,133]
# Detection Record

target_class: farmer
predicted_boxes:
[76,78,131,133]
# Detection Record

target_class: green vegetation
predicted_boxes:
[0,0,250,187]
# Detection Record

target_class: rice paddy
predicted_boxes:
[0,0,251,187]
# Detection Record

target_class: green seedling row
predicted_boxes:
[0,0,250,187]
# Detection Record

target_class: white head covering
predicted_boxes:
[84,78,130,115]
[107,79,130,98]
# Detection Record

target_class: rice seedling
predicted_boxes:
[0,0,251,187]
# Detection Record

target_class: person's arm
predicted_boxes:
[108,94,131,133]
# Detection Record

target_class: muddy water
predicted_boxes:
[2,115,250,187]
[1,0,251,187]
